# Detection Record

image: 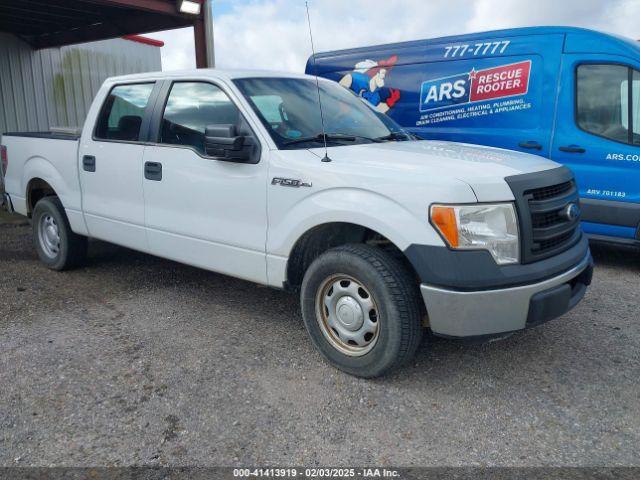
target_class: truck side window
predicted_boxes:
[160,82,240,155]
[576,64,640,145]
[94,83,154,141]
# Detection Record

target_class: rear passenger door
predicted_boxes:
[79,82,158,251]
[552,56,640,240]
[141,80,268,283]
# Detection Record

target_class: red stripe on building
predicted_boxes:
[122,35,164,47]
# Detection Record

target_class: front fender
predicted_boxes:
[268,187,444,257]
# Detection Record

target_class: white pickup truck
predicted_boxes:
[1,70,593,377]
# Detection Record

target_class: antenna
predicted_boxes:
[305,1,331,162]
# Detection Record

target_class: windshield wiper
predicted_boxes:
[282,133,384,147]
[282,133,356,147]
[375,131,413,142]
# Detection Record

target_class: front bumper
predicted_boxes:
[420,252,593,338]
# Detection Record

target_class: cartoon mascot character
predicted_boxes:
[339,55,401,113]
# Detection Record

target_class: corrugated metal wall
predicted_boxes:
[0,34,162,134]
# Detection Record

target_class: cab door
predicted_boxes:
[552,55,640,240]
[79,82,158,251]
[141,80,269,283]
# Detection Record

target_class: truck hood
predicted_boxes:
[309,140,559,202]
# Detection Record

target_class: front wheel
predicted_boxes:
[301,244,423,378]
[32,196,87,271]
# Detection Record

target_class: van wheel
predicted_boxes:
[300,244,423,378]
[32,196,87,271]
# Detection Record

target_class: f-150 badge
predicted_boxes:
[271,178,312,188]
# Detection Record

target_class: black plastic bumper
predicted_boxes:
[526,258,593,328]
[405,234,590,291]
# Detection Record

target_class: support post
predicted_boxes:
[194,17,207,68]
[204,0,215,68]
[193,0,214,68]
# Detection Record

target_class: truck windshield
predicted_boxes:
[234,77,412,149]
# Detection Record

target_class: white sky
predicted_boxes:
[150,0,639,72]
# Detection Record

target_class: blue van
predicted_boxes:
[306,27,640,246]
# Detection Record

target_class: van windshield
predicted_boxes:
[234,77,412,149]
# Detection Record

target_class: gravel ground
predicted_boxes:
[1,216,639,467]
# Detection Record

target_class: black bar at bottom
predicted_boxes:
[0,467,638,480]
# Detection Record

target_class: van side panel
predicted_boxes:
[310,33,564,158]
[309,27,640,245]
[552,49,640,241]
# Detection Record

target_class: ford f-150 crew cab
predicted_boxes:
[0,70,593,377]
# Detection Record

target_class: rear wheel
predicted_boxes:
[301,244,423,378]
[32,196,87,270]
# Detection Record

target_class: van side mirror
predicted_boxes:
[204,124,254,162]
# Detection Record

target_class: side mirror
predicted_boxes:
[204,124,254,162]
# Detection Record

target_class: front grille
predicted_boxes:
[531,210,565,229]
[526,180,573,201]
[536,229,575,252]
[506,168,582,263]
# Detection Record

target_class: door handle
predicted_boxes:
[559,145,586,153]
[144,161,162,181]
[82,155,96,172]
[518,141,542,150]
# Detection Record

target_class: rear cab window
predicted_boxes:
[94,83,155,141]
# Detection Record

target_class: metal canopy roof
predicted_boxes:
[0,0,201,49]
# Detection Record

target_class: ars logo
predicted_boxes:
[419,60,531,112]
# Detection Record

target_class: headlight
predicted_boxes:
[430,203,520,265]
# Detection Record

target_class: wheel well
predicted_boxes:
[285,222,418,291]
[26,178,57,217]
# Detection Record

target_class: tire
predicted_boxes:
[301,244,423,378]
[32,196,87,271]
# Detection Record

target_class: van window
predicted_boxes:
[576,64,640,145]
[159,82,240,155]
[622,69,640,143]
[95,83,154,141]
[634,70,640,143]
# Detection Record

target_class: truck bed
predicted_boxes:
[1,132,81,218]
[2,131,81,141]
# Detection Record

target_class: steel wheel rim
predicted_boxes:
[38,214,60,259]
[315,274,380,357]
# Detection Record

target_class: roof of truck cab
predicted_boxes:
[311,26,640,61]
[103,68,315,84]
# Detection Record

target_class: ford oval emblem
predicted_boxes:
[563,203,581,221]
